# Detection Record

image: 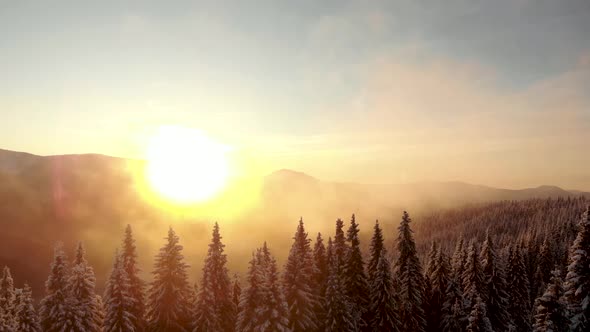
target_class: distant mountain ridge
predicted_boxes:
[0,147,588,298]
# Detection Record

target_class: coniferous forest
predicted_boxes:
[0,197,589,332]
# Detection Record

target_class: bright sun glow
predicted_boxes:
[146,126,230,203]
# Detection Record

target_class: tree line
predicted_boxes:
[0,198,588,331]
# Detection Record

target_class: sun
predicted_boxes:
[145,126,230,203]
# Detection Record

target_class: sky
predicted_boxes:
[1,0,590,189]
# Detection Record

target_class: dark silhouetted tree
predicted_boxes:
[146,227,192,332]
[194,223,235,332]
[394,211,426,332]
[480,231,511,331]
[344,214,370,330]
[533,269,567,332]
[283,219,317,332]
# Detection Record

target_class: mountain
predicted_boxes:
[0,148,587,298]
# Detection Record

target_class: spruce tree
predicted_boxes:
[480,232,511,331]
[0,266,15,330]
[533,270,567,332]
[69,242,103,332]
[563,206,590,332]
[367,220,385,328]
[283,218,317,332]
[369,248,400,332]
[40,243,81,332]
[236,253,264,332]
[466,296,493,332]
[14,284,41,332]
[344,214,370,330]
[231,274,241,312]
[428,250,451,332]
[452,236,467,288]
[333,218,349,271]
[324,243,355,332]
[193,223,235,332]
[121,224,146,331]
[146,227,192,332]
[103,251,135,332]
[259,246,290,331]
[462,241,484,309]
[507,244,532,332]
[394,211,427,331]
[367,221,385,282]
[313,232,328,332]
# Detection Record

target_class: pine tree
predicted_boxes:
[103,251,135,332]
[537,238,554,285]
[146,227,192,332]
[236,253,264,332]
[344,214,370,330]
[333,218,349,271]
[313,232,328,332]
[533,270,567,332]
[466,296,493,332]
[394,211,427,331]
[121,224,146,331]
[452,236,467,288]
[283,218,317,332]
[40,242,81,332]
[563,206,590,332]
[0,266,15,331]
[462,241,484,309]
[367,220,385,329]
[231,274,241,312]
[324,244,355,332]
[480,232,511,331]
[367,221,385,282]
[507,244,532,332]
[428,249,451,332]
[194,223,235,332]
[69,242,103,331]
[14,284,40,332]
[369,248,400,332]
[259,246,290,332]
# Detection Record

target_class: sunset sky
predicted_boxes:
[1,0,589,189]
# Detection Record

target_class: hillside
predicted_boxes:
[0,148,587,297]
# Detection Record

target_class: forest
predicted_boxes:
[0,196,588,332]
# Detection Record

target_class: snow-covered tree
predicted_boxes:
[333,218,349,272]
[367,221,385,282]
[283,219,317,332]
[231,274,241,312]
[40,242,81,332]
[69,242,103,331]
[121,224,146,331]
[236,252,264,332]
[14,284,40,332]
[507,244,532,332]
[466,296,493,332]
[344,214,370,330]
[394,211,426,332]
[193,222,235,332]
[313,232,328,332]
[369,248,399,332]
[0,266,15,330]
[533,270,567,332]
[452,236,467,288]
[103,251,135,332]
[563,206,590,332]
[428,249,451,332]
[146,227,192,332]
[462,241,484,309]
[259,246,290,331]
[480,232,511,331]
[324,242,355,332]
